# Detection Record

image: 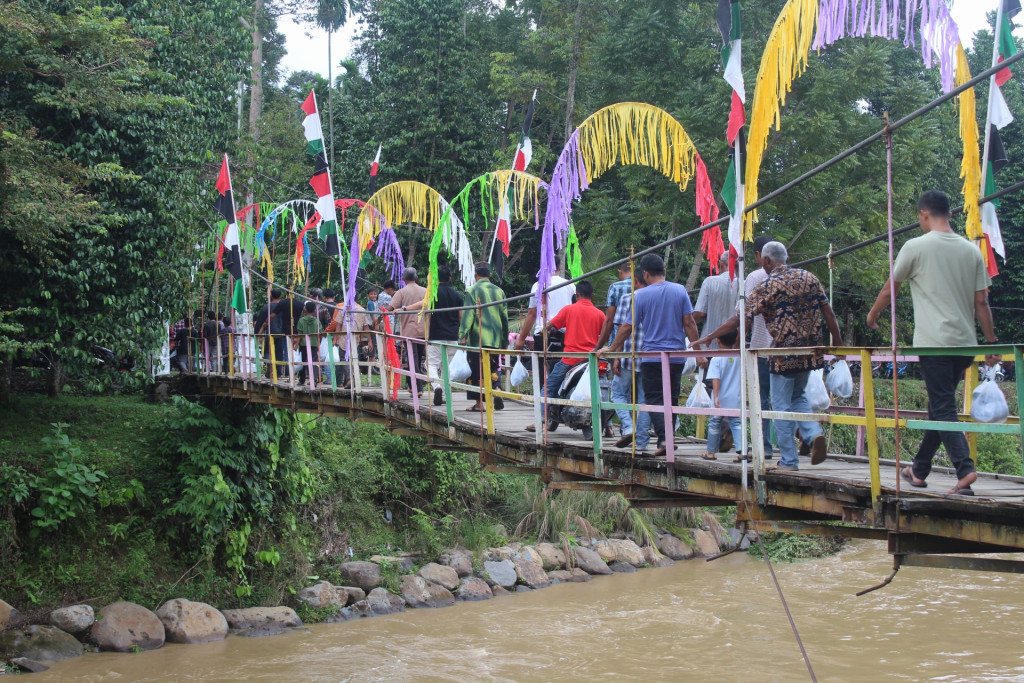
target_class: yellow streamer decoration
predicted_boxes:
[746,0,981,244]
[576,102,698,191]
[356,181,446,253]
[489,169,543,220]
[955,44,982,241]
[744,0,820,240]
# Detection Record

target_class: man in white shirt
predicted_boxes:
[693,253,739,350]
[743,236,775,458]
[512,273,576,353]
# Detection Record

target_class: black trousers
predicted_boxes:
[406,342,426,394]
[467,349,500,404]
[298,346,320,385]
[913,355,976,481]
[641,362,683,447]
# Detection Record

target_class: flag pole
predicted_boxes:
[980,0,1006,219]
[735,132,749,495]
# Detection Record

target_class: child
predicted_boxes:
[296,300,322,385]
[703,329,744,462]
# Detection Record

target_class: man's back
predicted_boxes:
[893,231,989,347]
[530,276,575,331]
[429,282,463,341]
[549,299,605,359]
[743,268,772,349]
[390,283,427,338]
[634,281,693,358]
[695,272,738,347]
[461,280,508,347]
[749,265,828,372]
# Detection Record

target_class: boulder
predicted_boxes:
[0,599,24,629]
[569,568,593,583]
[741,532,757,551]
[592,540,617,562]
[369,555,416,573]
[400,576,455,609]
[607,539,646,566]
[91,602,165,653]
[546,570,573,584]
[534,543,566,570]
[439,551,473,578]
[482,559,517,588]
[727,528,743,549]
[515,585,534,593]
[339,586,366,604]
[693,529,722,557]
[485,546,514,562]
[0,625,83,662]
[643,545,675,568]
[221,606,301,633]
[609,561,638,573]
[573,547,612,575]
[491,585,512,598]
[455,577,493,602]
[325,600,371,622]
[513,556,550,589]
[517,546,543,566]
[366,588,406,616]
[11,658,50,673]
[50,605,95,635]
[418,562,460,591]
[656,533,694,560]
[338,561,382,592]
[297,581,348,609]
[508,542,523,553]
[156,599,228,645]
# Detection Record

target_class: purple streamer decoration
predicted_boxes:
[538,129,587,294]
[813,0,961,94]
[375,227,406,284]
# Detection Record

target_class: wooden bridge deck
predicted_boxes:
[190,371,1024,571]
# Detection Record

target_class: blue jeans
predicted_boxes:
[707,416,742,453]
[613,368,650,448]
[757,357,774,454]
[611,370,633,434]
[770,370,823,469]
[543,360,573,422]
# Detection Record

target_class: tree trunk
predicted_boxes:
[248,0,264,145]
[685,246,703,291]
[47,356,63,398]
[0,354,11,405]
[563,1,584,141]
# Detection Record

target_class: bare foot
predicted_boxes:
[957,471,978,490]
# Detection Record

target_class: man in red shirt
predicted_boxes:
[526,280,606,432]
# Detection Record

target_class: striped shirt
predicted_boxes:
[695,272,738,349]
[612,291,645,370]
[458,279,509,348]
[605,278,633,338]
[742,268,773,349]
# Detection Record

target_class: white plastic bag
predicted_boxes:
[806,369,830,412]
[685,379,712,409]
[509,358,530,386]
[971,369,1009,423]
[825,359,853,398]
[682,356,698,376]
[449,350,472,383]
[569,367,592,402]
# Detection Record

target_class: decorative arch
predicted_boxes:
[540,102,720,291]
[745,0,981,241]
[425,169,548,307]
[353,180,474,305]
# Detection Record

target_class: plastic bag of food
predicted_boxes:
[569,367,592,402]
[685,378,712,409]
[971,369,1009,423]
[682,356,698,376]
[825,359,853,398]
[806,369,830,412]
[509,358,530,386]
[449,350,472,383]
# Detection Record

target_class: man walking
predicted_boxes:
[426,266,463,406]
[693,252,739,349]
[387,267,428,396]
[601,254,700,458]
[512,272,576,358]
[596,263,634,437]
[459,262,509,412]
[605,268,652,452]
[868,190,996,495]
[526,280,606,432]
[697,241,843,471]
[744,236,777,457]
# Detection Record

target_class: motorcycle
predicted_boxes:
[545,360,614,441]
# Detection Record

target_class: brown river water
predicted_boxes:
[30,540,1024,682]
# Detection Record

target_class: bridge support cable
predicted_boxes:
[883,117,904,504]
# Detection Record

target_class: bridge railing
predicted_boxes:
[187,332,1022,505]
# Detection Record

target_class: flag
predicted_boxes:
[512,91,536,172]
[214,154,247,313]
[369,144,382,196]
[718,0,745,144]
[720,132,746,280]
[301,90,341,260]
[981,0,1019,264]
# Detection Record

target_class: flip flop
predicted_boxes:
[652,447,667,458]
[467,406,485,412]
[525,424,536,432]
[733,454,752,463]
[900,467,927,488]
[700,453,717,461]
[948,486,975,496]
[769,464,799,472]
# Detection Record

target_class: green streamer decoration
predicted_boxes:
[566,224,583,279]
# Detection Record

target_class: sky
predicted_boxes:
[278,1,1001,82]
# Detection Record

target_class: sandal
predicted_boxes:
[769,463,799,472]
[900,467,927,488]
[467,405,485,412]
[948,486,975,496]
[733,454,752,463]
[700,453,717,461]
[525,424,536,433]
[652,447,667,458]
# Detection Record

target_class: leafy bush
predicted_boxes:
[748,532,846,563]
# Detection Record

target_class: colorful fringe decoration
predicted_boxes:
[746,0,977,241]
[541,102,714,292]
[292,198,368,283]
[565,225,583,279]
[382,313,402,400]
[694,152,724,272]
[425,170,545,309]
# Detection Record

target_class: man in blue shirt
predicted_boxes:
[602,254,700,458]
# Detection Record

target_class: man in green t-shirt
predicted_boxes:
[296,300,323,386]
[459,262,509,412]
[868,190,998,496]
